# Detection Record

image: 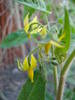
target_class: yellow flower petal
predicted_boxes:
[17,59,21,70]
[30,16,38,25]
[50,40,64,48]
[17,59,23,71]
[58,33,65,42]
[30,26,42,34]
[45,42,51,55]
[31,54,37,69]
[28,68,34,83]
[40,26,47,38]
[30,16,38,30]
[32,16,38,23]
[23,57,29,71]
[24,24,29,33]
[24,14,29,33]
[24,14,29,26]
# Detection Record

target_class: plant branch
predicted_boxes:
[56,49,75,100]
[61,49,75,76]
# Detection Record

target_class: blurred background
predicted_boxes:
[0,0,75,100]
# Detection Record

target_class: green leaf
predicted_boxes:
[58,17,63,24]
[63,7,70,51]
[71,0,75,3]
[17,0,50,14]
[17,71,46,100]
[24,6,35,17]
[0,30,28,48]
[55,8,70,63]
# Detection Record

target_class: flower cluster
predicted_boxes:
[17,14,65,83]
[17,54,37,83]
[24,14,47,38]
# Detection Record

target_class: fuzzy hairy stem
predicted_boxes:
[53,66,58,95]
[56,49,75,100]
[56,74,65,100]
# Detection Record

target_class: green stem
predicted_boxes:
[28,45,41,65]
[53,66,58,95]
[56,74,65,100]
[38,49,47,81]
[61,49,75,76]
[56,49,75,100]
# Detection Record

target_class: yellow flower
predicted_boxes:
[30,54,37,69]
[23,57,29,71]
[24,14,29,33]
[30,26,42,34]
[24,14,42,36]
[50,40,64,48]
[45,40,64,55]
[17,54,37,83]
[40,26,47,38]
[45,32,65,55]
[28,68,34,83]
[45,42,51,55]
[30,16,38,30]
